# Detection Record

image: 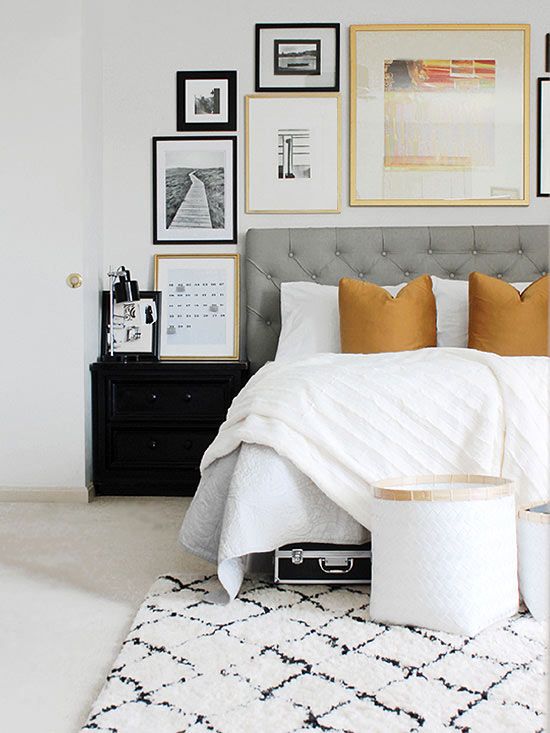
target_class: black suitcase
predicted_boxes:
[274,542,371,585]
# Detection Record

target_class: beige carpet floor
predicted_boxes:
[0,496,212,733]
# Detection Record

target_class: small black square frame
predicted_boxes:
[177,70,237,132]
[100,290,161,361]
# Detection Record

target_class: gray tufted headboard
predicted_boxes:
[244,225,549,372]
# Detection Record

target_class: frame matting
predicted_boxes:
[245,93,341,213]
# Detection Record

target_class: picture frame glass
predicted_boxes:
[154,137,236,243]
[155,256,239,360]
[351,27,528,204]
[274,40,321,76]
[246,94,340,212]
[185,78,229,124]
[257,25,339,91]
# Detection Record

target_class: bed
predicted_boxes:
[179,225,550,600]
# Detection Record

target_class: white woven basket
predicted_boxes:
[369,474,519,636]
[517,504,549,622]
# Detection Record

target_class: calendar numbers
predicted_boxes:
[166,268,227,345]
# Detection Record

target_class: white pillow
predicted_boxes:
[275,282,340,360]
[431,277,531,348]
[275,281,402,361]
[431,277,469,348]
[275,277,533,360]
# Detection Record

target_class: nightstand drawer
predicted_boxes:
[110,378,231,420]
[109,427,217,467]
[91,360,248,495]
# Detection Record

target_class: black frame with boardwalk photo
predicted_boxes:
[176,70,237,132]
[152,136,237,245]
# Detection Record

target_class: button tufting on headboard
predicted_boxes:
[244,226,550,373]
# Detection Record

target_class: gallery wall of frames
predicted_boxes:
[100,12,549,361]
[154,24,545,244]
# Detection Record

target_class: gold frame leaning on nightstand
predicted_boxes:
[154,253,240,361]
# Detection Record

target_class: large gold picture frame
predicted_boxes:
[154,254,240,361]
[245,93,342,213]
[350,24,530,206]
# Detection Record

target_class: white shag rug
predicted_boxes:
[82,575,547,733]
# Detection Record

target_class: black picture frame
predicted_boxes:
[537,77,550,197]
[176,70,237,132]
[152,136,237,245]
[255,23,340,92]
[100,291,161,361]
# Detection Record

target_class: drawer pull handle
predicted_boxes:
[183,439,193,450]
[318,558,354,574]
[149,440,158,450]
[184,393,192,402]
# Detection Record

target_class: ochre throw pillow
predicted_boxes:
[339,275,437,354]
[468,272,549,356]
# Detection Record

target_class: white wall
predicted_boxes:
[82,0,104,484]
[102,0,550,290]
[0,0,548,492]
[0,0,101,492]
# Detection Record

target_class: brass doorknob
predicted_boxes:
[66,273,83,289]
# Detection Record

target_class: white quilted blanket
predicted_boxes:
[180,348,549,599]
[201,348,549,526]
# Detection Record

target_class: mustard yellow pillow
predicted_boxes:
[468,272,549,356]
[339,275,437,354]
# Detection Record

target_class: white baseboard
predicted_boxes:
[0,483,93,503]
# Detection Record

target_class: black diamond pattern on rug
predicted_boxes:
[82,575,547,733]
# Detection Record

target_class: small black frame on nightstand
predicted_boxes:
[100,290,161,362]
[91,360,249,496]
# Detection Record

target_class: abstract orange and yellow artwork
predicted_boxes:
[384,59,496,169]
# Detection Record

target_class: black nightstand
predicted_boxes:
[90,361,249,496]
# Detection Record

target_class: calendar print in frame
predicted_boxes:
[154,254,239,360]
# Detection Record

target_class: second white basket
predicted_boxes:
[369,474,519,636]
[518,504,549,622]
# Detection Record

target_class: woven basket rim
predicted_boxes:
[371,474,515,502]
[518,502,550,524]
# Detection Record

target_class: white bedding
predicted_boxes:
[180,348,549,600]
[179,443,368,599]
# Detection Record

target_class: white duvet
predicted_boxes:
[180,348,549,599]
